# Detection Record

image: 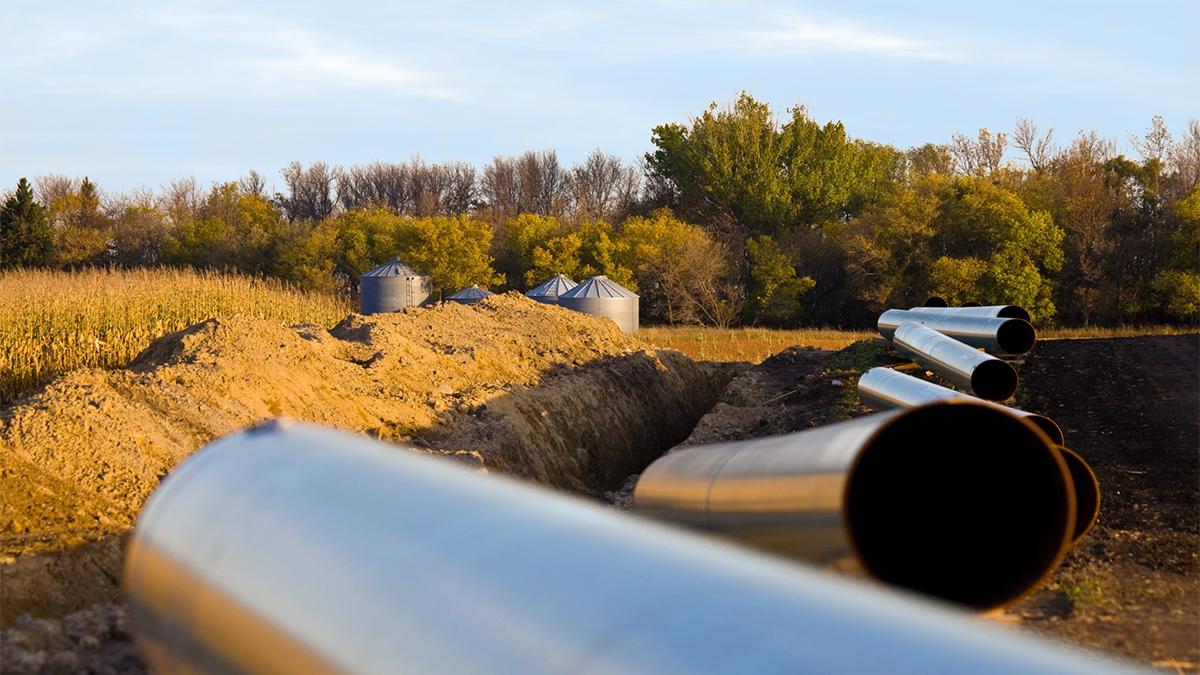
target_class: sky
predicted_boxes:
[2,0,1197,194]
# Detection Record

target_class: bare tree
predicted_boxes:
[279,161,336,221]
[239,169,268,197]
[481,156,521,218]
[1130,115,1172,164]
[1169,119,1200,190]
[34,174,76,207]
[1012,118,1056,172]
[568,149,641,221]
[949,128,1007,176]
[161,176,202,225]
[905,143,956,178]
[438,162,478,214]
[481,150,567,218]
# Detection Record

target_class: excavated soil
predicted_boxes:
[0,294,735,644]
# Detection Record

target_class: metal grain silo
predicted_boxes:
[558,275,639,333]
[525,274,578,305]
[359,259,431,315]
[446,284,494,305]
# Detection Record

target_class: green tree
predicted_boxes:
[332,207,408,278]
[111,203,168,267]
[745,234,815,324]
[525,233,584,286]
[0,178,53,268]
[932,177,1063,321]
[1151,269,1200,322]
[616,210,738,325]
[395,215,502,298]
[492,213,564,289]
[48,177,111,268]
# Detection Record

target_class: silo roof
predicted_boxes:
[362,259,423,278]
[447,284,495,300]
[558,275,638,299]
[526,274,579,298]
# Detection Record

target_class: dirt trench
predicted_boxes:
[0,294,738,649]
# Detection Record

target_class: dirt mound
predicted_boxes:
[0,293,732,623]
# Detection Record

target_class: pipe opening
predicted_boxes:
[970,360,1019,401]
[1059,447,1101,543]
[996,319,1036,355]
[844,405,1072,610]
[1026,415,1065,446]
[924,296,948,307]
[995,306,1033,323]
[961,301,982,307]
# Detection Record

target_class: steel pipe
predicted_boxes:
[633,401,1076,610]
[908,304,1033,323]
[856,368,1100,544]
[891,322,1018,401]
[878,309,1036,355]
[122,421,1127,674]
[924,296,949,307]
[857,367,1062,444]
[1059,446,1101,543]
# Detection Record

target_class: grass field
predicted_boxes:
[0,268,350,405]
[640,327,876,363]
[643,324,1196,363]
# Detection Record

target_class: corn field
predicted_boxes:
[0,268,350,405]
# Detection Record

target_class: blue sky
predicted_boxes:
[3,0,1197,194]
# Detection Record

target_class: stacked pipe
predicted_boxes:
[632,302,1101,612]
[866,303,1099,545]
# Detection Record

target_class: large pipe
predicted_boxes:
[909,304,1033,323]
[924,295,949,307]
[891,322,1019,401]
[878,309,1036,355]
[1059,446,1102,542]
[857,368,1100,543]
[633,401,1076,611]
[856,366,1059,443]
[121,421,1129,675]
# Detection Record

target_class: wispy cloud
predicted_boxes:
[151,6,460,99]
[739,11,965,62]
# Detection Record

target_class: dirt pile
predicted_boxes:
[0,293,733,623]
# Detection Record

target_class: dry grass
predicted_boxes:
[641,326,875,363]
[0,268,350,405]
[1040,325,1196,340]
[643,324,1196,363]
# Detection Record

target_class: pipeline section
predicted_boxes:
[878,309,1036,355]
[857,367,1061,444]
[857,367,1099,543]
[124,421,1132,674]
[891,322,1019,401]
[633,401,1076,611]
[909,305,1033,323]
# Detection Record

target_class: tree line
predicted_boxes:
[2,93,1197,327]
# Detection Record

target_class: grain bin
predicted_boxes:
[447,284,494,305]
[359,259,431,315]
[558,275,639,333]
[525,274,578,305]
